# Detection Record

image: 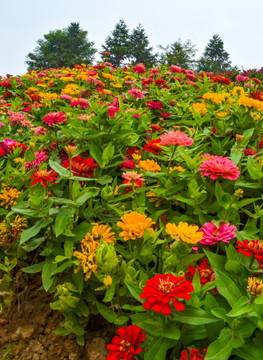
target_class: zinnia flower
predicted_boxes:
[0,185,21,209]
[186,258,218,293]
[165,222,203,244]
[117,212,155,241]
[247,277,263,297]
[62,155,98,178]
[159,130,193,147]
[143,139,162,154]
[122,171,144,182]
[236,239,263,267]
[140,274,194,315]
[43,112,67,127]
[146,101,163,110]
[179,348,207,360]
[198,154,240,180]
[30,169,59,188]
[74,224,115,281]
[137,159,161,173]
[199,221,237,246]
[106,325,146,360]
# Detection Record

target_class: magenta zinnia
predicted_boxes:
[198,154,240,180]
[42,112,67,127]
[199,220,237,246]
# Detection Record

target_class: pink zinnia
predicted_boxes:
[169,65,182,73]
[128,87,145,99]
[43,112,67,127]
[198,154,240,180]
[122,171,144,182]
[200,221,237,246]
[133,63,146,73]
[159,130,193,147]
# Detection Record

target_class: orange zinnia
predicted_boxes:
[117,212,155,241]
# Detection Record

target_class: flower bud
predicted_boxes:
[247,277,263,297]
[103,275,113,288]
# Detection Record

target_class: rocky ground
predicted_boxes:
[0,270,115,360]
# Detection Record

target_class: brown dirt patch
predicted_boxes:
[0,270,115,360]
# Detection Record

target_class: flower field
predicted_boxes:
[1,62,263,360]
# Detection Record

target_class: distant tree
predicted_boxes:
[197,34,232,73]
[26,22,96,70]
[159,39,197,69]
[129,24,157,66]
[101,19,131,67]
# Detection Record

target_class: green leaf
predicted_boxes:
[204,250,226,271]
[49,160,70,178]
[144,337,175,360]
[20,218,53,244]
[89,142,102,167]
[214,269,243,307]
[96,301,117,323]
[233,343,263,360]
[131,312,164,337]
[124,282,143,303]
[53,327,71,336]
[22,262,45,273]
[75,187,100,206]
[163,321,181,340]
[172,306,220,325]
[122,304,145,312]
[205,328,244,360]
[114,316,129,325]
[42,259,57,291]
[97,175,113,185]
[54,208,76,237]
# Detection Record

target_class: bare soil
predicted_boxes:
[0,270,115,360]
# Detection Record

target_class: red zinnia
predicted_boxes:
[106,324,146,360]
[30,169,59,188]
[186,258,218,293]
[140,274,194,315]
[236,239,263,267]
[62,155,98,178]
[179,348,207,360]
[143,139,162,154]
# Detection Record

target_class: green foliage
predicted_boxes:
[197,34,232,72]
[101,19,131,67]
[26,22,97,69]
[159,38,197,68]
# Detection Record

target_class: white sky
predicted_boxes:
[1,0,262,76]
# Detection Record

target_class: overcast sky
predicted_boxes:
[1,0,262,76]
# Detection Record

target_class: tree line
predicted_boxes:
[26,20,233,73]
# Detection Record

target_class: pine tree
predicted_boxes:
[129,24,156,66]
[159,39,197,69]
[26,23,96,70]
[101,20,131,67]
[197,34,232,73]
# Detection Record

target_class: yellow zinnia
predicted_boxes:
[0,186,20,209]
[165,222,203,244]
[73,223,115,280]
[117,212,155,241]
